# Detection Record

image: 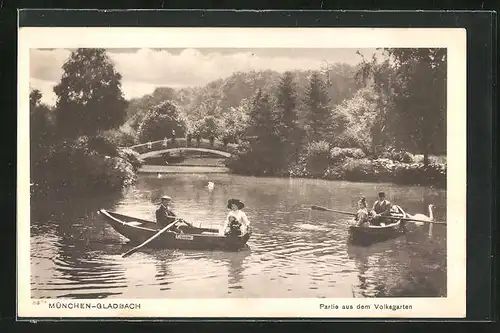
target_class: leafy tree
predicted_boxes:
[53,48,128,138]
[304,72,332,142]
[199,116,222,145]
[233,90,285,175]
[137,101,187,143]
[357,48,447,164]
[387,48,446,165]
[30,89,53,144]
[126,87,177,131]
[333,87,382,154]
[220,101,251,145]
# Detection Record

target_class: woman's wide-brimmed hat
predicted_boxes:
[161,195,172,201]
[227,198,245,210]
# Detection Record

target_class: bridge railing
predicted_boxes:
[126,138,239,155]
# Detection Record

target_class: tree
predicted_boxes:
[220,101,250,145]
[30,89,53,144]
[137,101,187,143]
[386,48,446,165]
[199,116,222,145]
[126,87,178,131]
[333,87,381,153]
[274,71,301,163]
[53,48,128,138]
[304,72,332,142]
[239,90,285,175]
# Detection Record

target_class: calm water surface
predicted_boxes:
[31,172,447,299]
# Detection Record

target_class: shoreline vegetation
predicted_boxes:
[30,48,446,201]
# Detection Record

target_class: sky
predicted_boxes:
[30,48,379,106]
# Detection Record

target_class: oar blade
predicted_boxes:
[310,205,328,211]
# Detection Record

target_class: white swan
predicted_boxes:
[408,204,435,226]
[207,181,215,191]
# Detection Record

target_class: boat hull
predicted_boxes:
[99,209,250,251]
[348,206,407,246]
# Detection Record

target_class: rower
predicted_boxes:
[155,195,192,233]
[155,195,177,227]
[370,191,391,225]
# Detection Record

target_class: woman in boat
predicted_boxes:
[355,197,370,227]
[220,199,250,236]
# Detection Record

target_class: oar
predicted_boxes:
[310,205,357,216]
[373,215,447,225]
[122,218,179,258]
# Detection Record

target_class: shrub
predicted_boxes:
[118,148,144,171]
[36,136,138,198]
[305,141,331,176]
[393,162,446,187]
[103,129,137,147]
[380,147,414,163]
[330,147,366,163]
[342,158,378,182]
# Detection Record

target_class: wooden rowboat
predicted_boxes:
[348,205,408,246]
[99,209,251,251]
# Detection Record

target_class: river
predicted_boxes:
[30,171,447,299]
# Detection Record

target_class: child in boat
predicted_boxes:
[355,197,370,227]
[220,199,250,236]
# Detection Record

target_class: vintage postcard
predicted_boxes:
[18,26,466,318]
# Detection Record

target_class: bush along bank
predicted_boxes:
[228,142,446,189]
[30,134,144,200]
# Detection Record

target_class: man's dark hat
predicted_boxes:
[378,191,386,197]
[227,198,245,210]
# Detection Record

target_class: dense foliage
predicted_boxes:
[53,48,128,138]
[137,100,187,143]
[32,47,447,193]
[30,49,142,200]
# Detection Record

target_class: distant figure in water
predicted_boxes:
[220,199,250,236]
[157,173,163,179]
[207,181,215,191]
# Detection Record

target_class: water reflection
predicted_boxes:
[31,173,447,299]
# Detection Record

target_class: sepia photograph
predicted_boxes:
[18,27,466,318]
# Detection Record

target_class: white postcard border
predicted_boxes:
[17,27,467,318]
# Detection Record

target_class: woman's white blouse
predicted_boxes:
[219,210,250,235]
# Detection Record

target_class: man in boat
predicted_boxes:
[156,195,177,227]
[370,191,392,226]
[155,195,193,233]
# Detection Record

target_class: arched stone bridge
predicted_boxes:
[126,138,239,160]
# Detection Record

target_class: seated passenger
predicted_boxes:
[220,199,250,236]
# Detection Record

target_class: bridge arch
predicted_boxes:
[139,147,232,159]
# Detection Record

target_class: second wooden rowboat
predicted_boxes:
[348,205,408,246]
